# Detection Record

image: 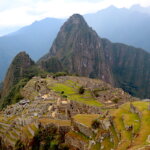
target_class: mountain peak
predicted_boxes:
[69,14,85,23]
[1,52,34,99]
[106,5,118,11]
[63,13,88,28]
[12,51,34,66]
[40,14,114,84]
[15,51,29,57]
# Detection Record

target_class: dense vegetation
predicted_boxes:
[0,82,3,99]
[40,57,63,73]
[0,67,50,109]
[31,125,69,150]
[1,78,28,108]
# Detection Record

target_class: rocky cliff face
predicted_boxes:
[39,14,114,85]
[39,14,150,99]
[102,39,150,98]
[1,52,34,98]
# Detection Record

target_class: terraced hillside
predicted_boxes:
[0,76,149,150]
[66,102,150,150]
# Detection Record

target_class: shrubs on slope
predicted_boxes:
[1,78,28,108]
[78,86,85,94]
[0,65,49,109]
[32,125,69,150]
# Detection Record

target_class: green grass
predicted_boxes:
[49,81,103,107]
[73,114,100,128]
[101,136,114,150]
[112,103,132,150]
[65,79,80,88]
[51,83,75,95]
[111,101,150,150]
[68,94,103,107]
[130,101,150,146]
[123,113,140,134]
[133,101,149,111]
[110,126,119,148]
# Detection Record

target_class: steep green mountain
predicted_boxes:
[102,39,150,98]
[1,52,34,96]
[39,14,150,99]
[0,52,45,108]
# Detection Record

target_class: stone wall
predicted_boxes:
[69,100,103,116]
[130,103,142,119]
[72,121,93,138]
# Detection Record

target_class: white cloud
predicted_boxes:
[0,0,150,28]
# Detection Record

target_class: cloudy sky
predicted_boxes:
[0,0,150,35]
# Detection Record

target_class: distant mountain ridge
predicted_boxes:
[0,5,150,81]
[0,18,64,81]
[130,4,150,15]
[85,5,150,52]
[39,14,150,99]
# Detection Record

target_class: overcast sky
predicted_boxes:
[0,0,150,35]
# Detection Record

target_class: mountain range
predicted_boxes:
[1,5,150,82]
[0,12,150,150]
[0,5,150,82]
[85,5,150,51]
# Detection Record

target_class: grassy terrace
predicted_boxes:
[101,136,114,150]
[73,114,100,128]
[123,113,140,134]
[39,118,71,126]
[130,102,150,149]
[110,126,119,148]
[48,79,103,107]
[112,103,136,150]
[111,101,150,150]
